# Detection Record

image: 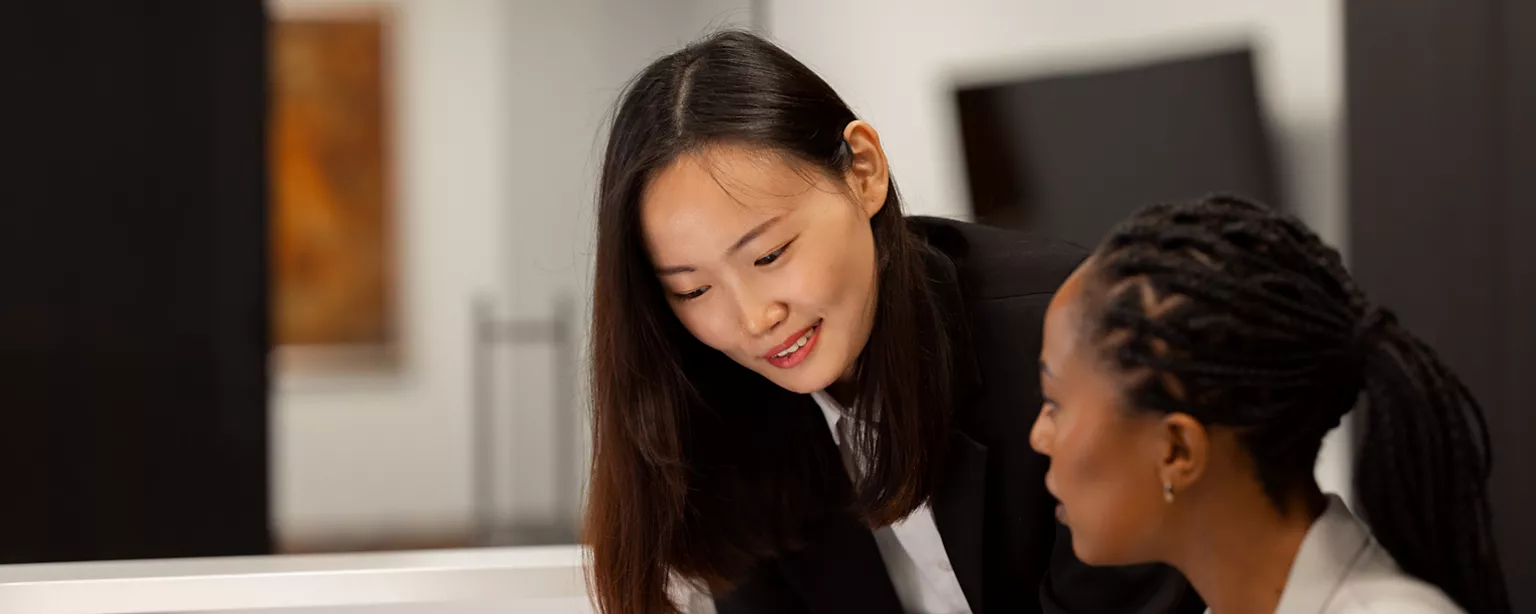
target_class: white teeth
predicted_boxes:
[774,327,817,358]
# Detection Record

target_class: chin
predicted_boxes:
[769,364,839,394]
[1071,537,1150,568]
[774,379,820,395]
[1071,540,1108,566]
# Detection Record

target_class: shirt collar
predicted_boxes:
[810,390,850,445]
[1272,494,1373,614]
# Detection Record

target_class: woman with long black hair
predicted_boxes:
[583,30,1200,614]
[1030,196,1509,613]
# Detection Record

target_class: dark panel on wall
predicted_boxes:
[0,1,271,561]
[1497,0,1536,606]
[955,49,1278,248]
[1347,0,1532,607]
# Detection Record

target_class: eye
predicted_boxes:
[1042,398,1060,419]
[674,286,709,301]
[755,241,793,266]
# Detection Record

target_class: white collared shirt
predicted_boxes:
[1209,494,1463,614]
[811,390,974,614]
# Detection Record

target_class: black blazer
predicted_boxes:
[714,217,1204,614]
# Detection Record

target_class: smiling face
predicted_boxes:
[1029,264,1179,565]
[639,142,885,394]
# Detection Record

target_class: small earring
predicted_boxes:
[1163,481,1175,504]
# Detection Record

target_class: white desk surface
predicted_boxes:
[0,545,591,614]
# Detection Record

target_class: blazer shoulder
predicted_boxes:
[1321,547,1465,614]
[907,216,1087,301]
[1326,589,1463,614]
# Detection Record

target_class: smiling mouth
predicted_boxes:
[763,321,821,368]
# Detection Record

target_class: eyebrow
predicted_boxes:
[728,215,783,255]
[655,215,784,276]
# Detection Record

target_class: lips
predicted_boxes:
[763,321,821,369]
[1045,475,1066,524]
[763,323,816,358]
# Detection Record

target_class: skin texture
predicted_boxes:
[1030,262,1319,614]
[641,121,889,398]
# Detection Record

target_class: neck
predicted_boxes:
[824,363,860,408]
[825,376,856,408]
[1168,491,1322,614]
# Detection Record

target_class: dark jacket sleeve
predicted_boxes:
[1040,521,1206,614]
[713,560,809,614]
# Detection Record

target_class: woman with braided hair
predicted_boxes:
[1029,195,1510,614]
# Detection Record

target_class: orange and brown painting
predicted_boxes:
[269,17,393,349]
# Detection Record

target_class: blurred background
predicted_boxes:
[3,0,1531,611]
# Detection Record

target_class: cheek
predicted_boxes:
[797,205,875,299]
[671,300,738,354]
[811,230,878,327]
[773,247,865,330]
[1052,417,1162,564]
[780,260,838,310]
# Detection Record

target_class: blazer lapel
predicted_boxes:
[932,428,990,614]
[775,397,905,613]
[775,507,905,613]
[922,226,991,613]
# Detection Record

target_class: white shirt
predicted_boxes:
[811,390,974,614]
[1208,494,1463,614]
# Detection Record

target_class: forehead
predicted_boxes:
[640,147,823,251]
[1044,264,1092,366]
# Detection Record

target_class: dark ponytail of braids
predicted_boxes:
[1353,310,1509,614]
[1081,195,1509,614]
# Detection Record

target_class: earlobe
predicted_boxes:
[1161,412,1208,493]
[841,120,889,218]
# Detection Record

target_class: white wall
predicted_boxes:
[271,0,520,549]
[272,0,1352,547]
[766,0,1353,498]
[272,0,751,549]
[495,0,751,533]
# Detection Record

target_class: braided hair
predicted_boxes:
[1079,195,1509,614]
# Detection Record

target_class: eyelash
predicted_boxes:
[1042,398,1060,418]
[755,240,794,266]
[674,240,795,301]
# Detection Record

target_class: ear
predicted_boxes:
[1159,412,1208,495]
[841,120,889,218]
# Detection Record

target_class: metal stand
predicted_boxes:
[470,294,578,547]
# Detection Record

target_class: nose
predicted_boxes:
[738,289,787,338]
[1029,406,1053,456]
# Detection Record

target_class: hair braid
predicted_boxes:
[1081,195,1509,613]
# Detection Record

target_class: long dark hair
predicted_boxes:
[585,30,955,614]
[1078,195,1508,613]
